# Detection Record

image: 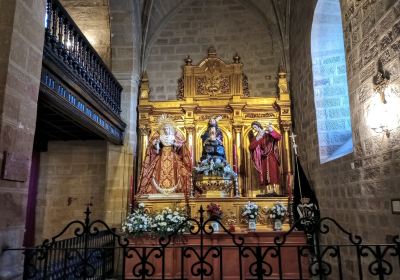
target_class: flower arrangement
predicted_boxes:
[123,204,190,237]
[241,201,259,220]
[194,156,236,177]
[266,202,287,220]
[122,203,153,236]
[151,207,189,236]
[206,202,223,220]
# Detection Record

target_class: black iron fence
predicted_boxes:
[21,208,123,279]
[44,0,122,115]
[3,207,399,279]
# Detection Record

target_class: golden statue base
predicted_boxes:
[135,196,289,231]
[143,193,185,200]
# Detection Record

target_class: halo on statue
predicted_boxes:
[157,114,175,131]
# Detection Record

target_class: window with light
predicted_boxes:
[311,0,353,163]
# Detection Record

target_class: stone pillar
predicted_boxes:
[0,0,46,278]
[106,0,141,226]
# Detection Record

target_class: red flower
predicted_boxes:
[206,203,223,219]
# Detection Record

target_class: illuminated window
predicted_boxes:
[311,0,353,163]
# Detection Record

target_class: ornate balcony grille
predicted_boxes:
[44,0,122,115]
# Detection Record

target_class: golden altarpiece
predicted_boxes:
[135,48,293,230]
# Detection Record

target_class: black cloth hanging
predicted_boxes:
[292,156,320,230]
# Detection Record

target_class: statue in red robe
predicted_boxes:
[249,121,281,194]
[137,115,192,196]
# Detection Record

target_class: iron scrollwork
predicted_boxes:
[16,205,400,279]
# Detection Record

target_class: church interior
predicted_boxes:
[1,0,400,279]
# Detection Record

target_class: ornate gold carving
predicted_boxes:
[233,53,240,64]
[150,114,184,122]
[194,60,232,96]
[139,127,151,136]
[280,120,292,130]
[220,76,230,94]
[197,114,231,121]
[138,48,293,202]
[244,113,276,118]
[243,74,250,97]
[207,46,217,57]
[194,175,234,196]
[196,77,207,95]
[185,55,192,65]
[177,77,184,99]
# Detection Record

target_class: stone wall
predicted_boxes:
[35,141,107,242]
[0,0,46,278]
[145,0,283,100]
[289,0,400,272]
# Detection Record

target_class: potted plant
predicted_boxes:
[122,203,153,236]
[206,202,223,232]
[241,201,259,231]
[266,202,287,231]
[151,207,190,237]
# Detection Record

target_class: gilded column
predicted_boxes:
[233,125,242,197]
[281,122,292,194]
[137,126,150,179]
[276,64,292,195]
[185,126,195,166]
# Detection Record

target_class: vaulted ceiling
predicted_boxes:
[141,0,290,65]
[59,0,291,71]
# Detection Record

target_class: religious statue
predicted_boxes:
[194,116,237,196]
[249,121,281,195]
[200,115,225,162]
[137,115,192,196]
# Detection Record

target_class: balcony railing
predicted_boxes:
[44,0,122,115]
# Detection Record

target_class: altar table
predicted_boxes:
[125,231,309,279]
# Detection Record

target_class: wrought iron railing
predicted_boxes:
[21,208,121,280]
[43,0,122,115]
[4,206,398,279]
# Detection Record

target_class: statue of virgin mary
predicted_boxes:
[137,115,192,196]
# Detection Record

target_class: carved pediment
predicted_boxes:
[178,47,247,99]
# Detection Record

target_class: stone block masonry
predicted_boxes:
[290,0,400,278]
[35,141,107,242]
[145,0,283,100]
[0,0,46,279]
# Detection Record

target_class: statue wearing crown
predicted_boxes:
[137,115,192,196]
[193,116,238,197]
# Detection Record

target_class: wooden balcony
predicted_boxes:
[37,0,125,145]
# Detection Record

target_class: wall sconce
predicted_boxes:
[373,60,390,104]
[371,124,391,138]
[366,60,399,138]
